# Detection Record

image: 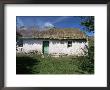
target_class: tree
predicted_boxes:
[79,16,94,73]
[80,16,94,32]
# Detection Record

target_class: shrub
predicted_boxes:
[79,46,94,74]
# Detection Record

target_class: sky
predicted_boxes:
[16,16,94,36]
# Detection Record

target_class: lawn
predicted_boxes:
[16,52,94,74]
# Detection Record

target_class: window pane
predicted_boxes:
[68,41,72,47]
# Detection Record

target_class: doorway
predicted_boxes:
[43,41,49,54]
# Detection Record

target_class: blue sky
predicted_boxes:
[16,16,94,36]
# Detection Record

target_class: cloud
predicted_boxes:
[34,21,55,31]
[44,22,54,28]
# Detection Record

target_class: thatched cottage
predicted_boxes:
[16,28,88,56]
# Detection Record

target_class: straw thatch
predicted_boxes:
[17,28,87,40]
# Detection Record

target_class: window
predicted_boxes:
[68,41,72,47]
[16,39,23,47]
[60,41,64,44]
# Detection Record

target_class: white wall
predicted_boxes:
[49,40,88,56]
[19,39,88,56]
[22,39,43,53]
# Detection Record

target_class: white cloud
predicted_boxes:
[44,22,54,28]
[35,22,55,31]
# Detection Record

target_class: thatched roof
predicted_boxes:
[17,28,87,40]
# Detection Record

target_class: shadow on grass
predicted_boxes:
[16,56,39,74]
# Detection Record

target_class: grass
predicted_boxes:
[16,53,93,74]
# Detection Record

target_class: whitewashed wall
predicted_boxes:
[18,39,88,56]
[49,40,88,56]
[22,39,43,53]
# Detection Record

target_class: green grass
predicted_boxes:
[16,53,93,74]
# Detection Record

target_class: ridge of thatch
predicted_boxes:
[17,28,87,39]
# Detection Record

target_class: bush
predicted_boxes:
[79,46,94,74]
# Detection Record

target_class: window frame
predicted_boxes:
[67,41,72,47]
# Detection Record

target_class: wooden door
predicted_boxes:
[43,41,49,54]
